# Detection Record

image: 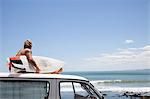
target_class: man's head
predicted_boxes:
[24,39,32,49]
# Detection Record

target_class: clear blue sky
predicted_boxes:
[0,0,149,72]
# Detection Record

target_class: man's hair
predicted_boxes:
[24,39,32,49]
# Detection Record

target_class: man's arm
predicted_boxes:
[25,50,40,73]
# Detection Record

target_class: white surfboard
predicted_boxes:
[7,56,64,74]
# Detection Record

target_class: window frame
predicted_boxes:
[59,80,101,99]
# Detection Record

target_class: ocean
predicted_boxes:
[63,69,150,87]
[63,69,150,99]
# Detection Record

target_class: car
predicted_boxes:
[0,73,104,99]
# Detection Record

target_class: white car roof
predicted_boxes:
[0,73,88,81]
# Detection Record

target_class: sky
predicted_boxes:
[0,0,150,72]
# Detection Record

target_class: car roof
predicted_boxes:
[0,73,88,81]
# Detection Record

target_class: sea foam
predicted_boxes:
[90,80,150,93]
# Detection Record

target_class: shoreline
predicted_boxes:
[101,91,150,99]
[98,87,150,99]
[90,79,150,98]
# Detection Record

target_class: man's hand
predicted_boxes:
[35,67,40,73]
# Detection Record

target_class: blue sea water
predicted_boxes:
[63,69,150,87]
[63,69,150,98]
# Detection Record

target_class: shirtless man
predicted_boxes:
[16,39,40,73]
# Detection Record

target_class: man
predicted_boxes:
[16,39,40,73]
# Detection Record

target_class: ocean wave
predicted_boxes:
[90,80,150,93]
[97,87,150,93]
[90,80,150,84]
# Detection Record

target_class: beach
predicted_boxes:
[98,87,150,99]
[63,69,150,99]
